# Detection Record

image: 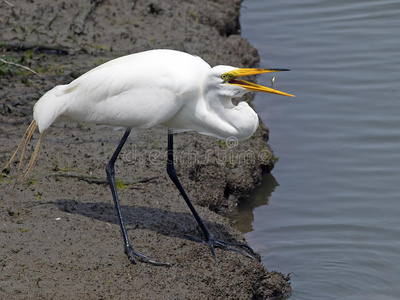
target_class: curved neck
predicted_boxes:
[200,90,259,141]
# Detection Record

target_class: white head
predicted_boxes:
[204,65,295,100]
[196,65,294,141]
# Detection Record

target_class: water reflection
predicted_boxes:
[239,0,400,298]
[231,173,278,234]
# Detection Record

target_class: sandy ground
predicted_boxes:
[0,0,291,299]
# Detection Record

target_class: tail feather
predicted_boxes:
[16,120,37,181]
[20,130,46,182]
[1,120,45,185]
[1,120,36,173]
[2,85,69,184]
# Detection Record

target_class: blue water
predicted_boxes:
[238,1,400,299]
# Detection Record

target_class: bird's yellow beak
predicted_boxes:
[223,68,295,97]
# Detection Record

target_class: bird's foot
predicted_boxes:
[185,234,260,263]
[125,244,170,267]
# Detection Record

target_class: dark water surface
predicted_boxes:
[237,1,400,299]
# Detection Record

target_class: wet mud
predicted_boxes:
[0,1,291,299]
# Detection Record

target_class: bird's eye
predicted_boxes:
[221,74,227,80]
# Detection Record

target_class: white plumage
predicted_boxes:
[3,49,293,265]
[33,49,292,141]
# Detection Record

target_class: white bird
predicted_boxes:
[2,49,294,266]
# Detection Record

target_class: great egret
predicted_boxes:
[2,49,294,266]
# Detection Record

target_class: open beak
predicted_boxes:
[224,68,295,97]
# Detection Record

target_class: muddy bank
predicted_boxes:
[0,0,291,299]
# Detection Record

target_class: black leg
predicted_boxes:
[106,128,169,267]
[166,130,259,263]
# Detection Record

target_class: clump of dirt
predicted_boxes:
[0,0,291,299]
